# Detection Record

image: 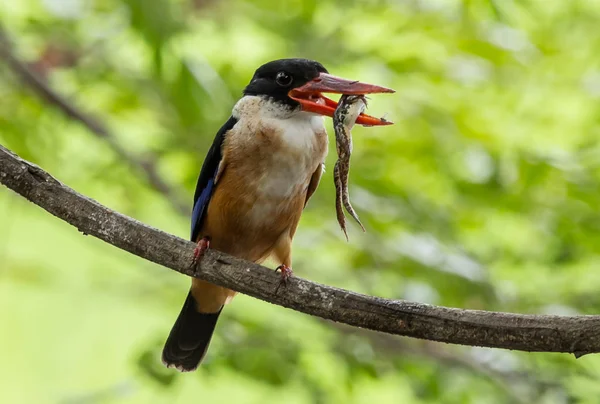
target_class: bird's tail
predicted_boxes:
[161,291,222,372]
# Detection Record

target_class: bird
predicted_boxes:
[161,58,393,372]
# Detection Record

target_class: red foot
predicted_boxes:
[275,264,294,287]
[191,236,211,268]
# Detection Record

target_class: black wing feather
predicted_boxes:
[190,116,237,241]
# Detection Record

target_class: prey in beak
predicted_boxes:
[289,73,395,126]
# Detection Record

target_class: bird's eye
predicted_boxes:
[275,71,293,87]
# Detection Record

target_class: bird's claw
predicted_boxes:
[190,236,211,269]
[275,264,294,290]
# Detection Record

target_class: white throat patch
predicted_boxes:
[232,95,326,151]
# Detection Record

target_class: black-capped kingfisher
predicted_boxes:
[162,58,393,372]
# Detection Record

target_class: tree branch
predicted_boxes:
[1,143,600,356]
[0,27,189,216]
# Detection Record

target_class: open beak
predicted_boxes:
[288,73,395,126]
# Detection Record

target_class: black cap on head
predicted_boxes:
[243,58,328,107]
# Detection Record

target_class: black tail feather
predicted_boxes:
[161,292,222,372]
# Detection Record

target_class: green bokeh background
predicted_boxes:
[2,0,600,403]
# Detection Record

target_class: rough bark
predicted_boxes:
[1,143,599,356]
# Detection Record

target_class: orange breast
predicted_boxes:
[202,171,305,263]
[191,100,329,311]
[199,124,326,263]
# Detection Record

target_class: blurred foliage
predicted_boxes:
[2,0,600,403]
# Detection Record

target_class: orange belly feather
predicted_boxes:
[191,121,326,313]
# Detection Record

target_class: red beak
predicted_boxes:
[288,73,395,126]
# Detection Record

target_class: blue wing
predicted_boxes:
[190,116,237,241]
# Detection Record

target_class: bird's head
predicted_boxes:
[243,58,393,126]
